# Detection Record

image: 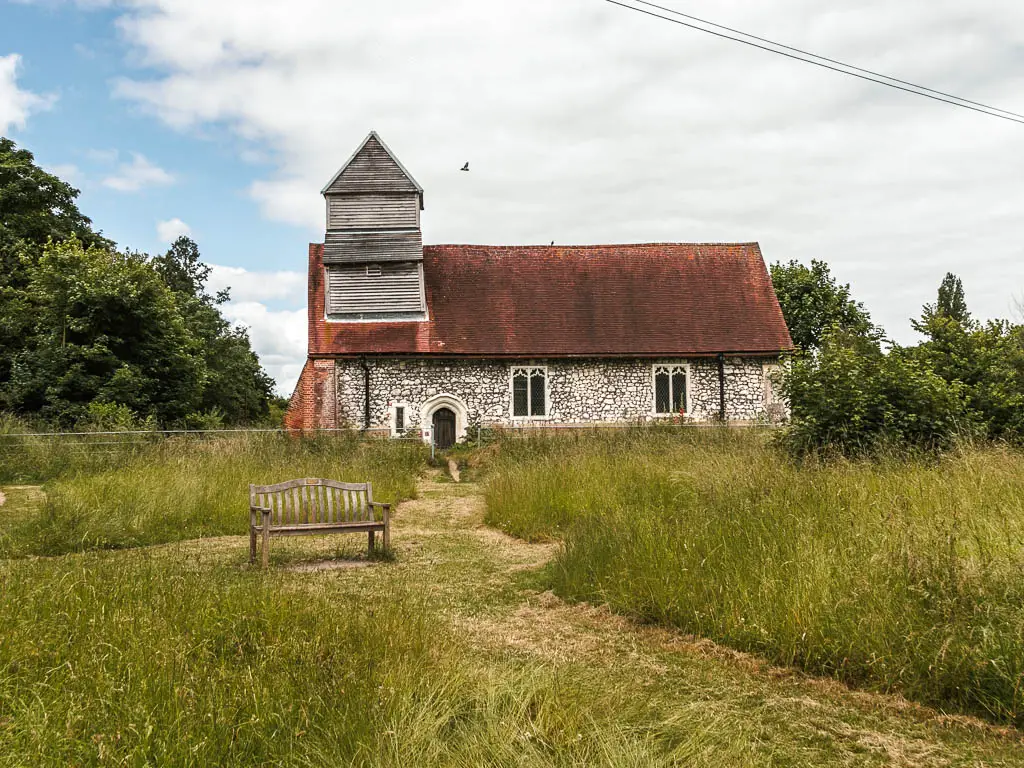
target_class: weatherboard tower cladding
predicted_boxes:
[286,131,793,443]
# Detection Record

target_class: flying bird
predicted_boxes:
[460,162,469,172]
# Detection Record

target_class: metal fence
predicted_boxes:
[0,427,424,459]
[0,420,778,457]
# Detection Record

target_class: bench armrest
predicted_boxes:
[250,507,272,531]
[368,501,390,529]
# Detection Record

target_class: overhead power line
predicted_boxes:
[604,0,1024,126]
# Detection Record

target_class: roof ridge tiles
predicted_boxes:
[424,242,761,249]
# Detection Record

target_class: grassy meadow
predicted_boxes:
[482,429,1024,727]
[2,426,1023,764]
[0,432,424,557]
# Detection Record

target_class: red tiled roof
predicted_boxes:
[307,243,793,357]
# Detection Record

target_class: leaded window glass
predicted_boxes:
[512,366,547,417]
[654,365,687,415]
[513,370,529,417]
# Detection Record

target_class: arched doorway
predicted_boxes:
[420,393,469,447]
[432,407,457,450]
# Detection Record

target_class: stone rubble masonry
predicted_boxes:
[287,356,784,434]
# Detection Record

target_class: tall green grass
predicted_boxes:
[0,433,426,557]
[0,413,163,483]
[0,554,748,766]
[483,430,1024,726]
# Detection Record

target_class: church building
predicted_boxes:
[285,132,793,448]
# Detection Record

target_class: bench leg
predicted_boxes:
[261,512,271,569]
[368,530,376,556]
[249,511,257,565]
[383,521,390,552]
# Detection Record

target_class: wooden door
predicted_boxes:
[432,408,456,450]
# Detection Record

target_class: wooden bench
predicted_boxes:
[249,478,390,568]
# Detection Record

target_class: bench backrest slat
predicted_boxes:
[249,478,375,527]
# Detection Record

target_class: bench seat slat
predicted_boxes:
[267,522,385,535]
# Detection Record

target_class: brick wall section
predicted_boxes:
[307,243,327,355]
[285,245,334,433]
[284,253,339,437]
[284,359,338,433]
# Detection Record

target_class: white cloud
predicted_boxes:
[207,263,305,304]
[0,54,54,133]
[101,0,1024,345]
[219,300,307,395]
[45,163,81,184]
[102,152,174,192]
[156,217,191,243]
[194,264,308,393]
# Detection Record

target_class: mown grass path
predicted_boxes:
[3,472,1024,765]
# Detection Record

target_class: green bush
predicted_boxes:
[780,332,978,456]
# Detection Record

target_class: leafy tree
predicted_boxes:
[917,272,970,331]
[781,330,977,456]
[0,145,277,427]
[0,138,113,385]
[770,260,876,351]
[154,236,274,424]
[5,239,205,426]
[0,138,109,252]
[913,272,972,331]
[911,278,1024,442]
[935,272,971,324]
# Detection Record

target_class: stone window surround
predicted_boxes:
[762,362,783,405]
[509,364,550,420]
[650,362,692,417]
[388,401,412,437]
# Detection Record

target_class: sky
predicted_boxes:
[2,0,1023,396]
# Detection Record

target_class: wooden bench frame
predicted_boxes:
[249,478,390,569]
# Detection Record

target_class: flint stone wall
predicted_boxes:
[334,357,780,431]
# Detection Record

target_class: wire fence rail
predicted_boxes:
[0,421,780,457]
[0,428,423,459]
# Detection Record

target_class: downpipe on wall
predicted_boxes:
[717,352,727,422]
[360,357,371,431]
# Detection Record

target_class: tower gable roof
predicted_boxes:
[321,132,423,202]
